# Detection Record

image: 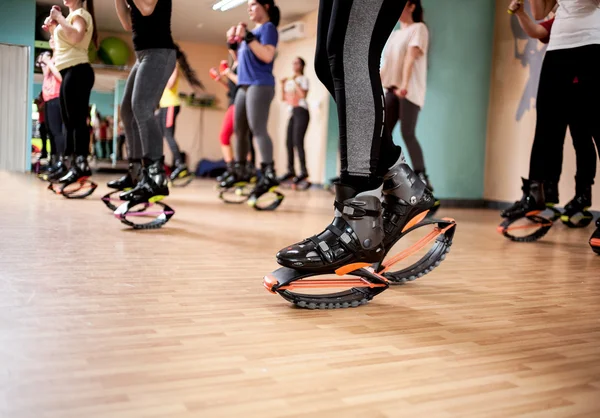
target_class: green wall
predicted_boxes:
[1,0,36,170]
[324,0,496,199]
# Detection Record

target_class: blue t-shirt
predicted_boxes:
[237,22,278,86]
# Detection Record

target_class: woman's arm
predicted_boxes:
[530,0,556,20]
[224,69,238,85]
[166,67,178,90]
[399,46,423,95]
[238,24,276,64]
[131,0,159,16]
[115,0,132,31]
[515,8,549,39]
[50,8,88,45]
[43,56,63,82]
[247,42,276,64]
[294,82,308,99]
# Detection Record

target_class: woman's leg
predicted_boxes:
[528,51,571,188]
[121,60,142,161]
[120,49,177,201]
[233,88,250,164]
[107,60,143,191]
[219,104,235,163]
[384,90,400,142]
[285,112,296,177]
[59,68,74,157]
[503,50,572,217]
[576,44,600,246]
[160,106,183,164]
[576,44,600,173]
[39,122,48,158]
[45,98,66,156]
[246,85,277,199]
[248,133,256,166]
[277,0,433,273]
[568,86,596,196]
[131,50,177,163]
[293,107,310,177]
[246,85,275,164]
[70,65,95,157]
[399,99,426,174]
[57,64,95,183]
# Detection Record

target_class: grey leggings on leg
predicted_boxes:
[121,49,176,161]
[384,90,426,173]
[234,85,275,163]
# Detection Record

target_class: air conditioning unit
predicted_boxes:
[279,21,306,42]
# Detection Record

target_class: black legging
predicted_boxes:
[59,63,95,156]
[384,92,426,173]
[158,105,183,163]
[529,45,600,190]
[286,107,310,175]
[39,121,50,156]
[45,98,66,156]
[315,0,406,192]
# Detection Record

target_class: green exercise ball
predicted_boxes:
[98,37,130,66]
[88,43,98,63]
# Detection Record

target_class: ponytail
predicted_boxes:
[85,0,99,48]
[257,0,280,27]
[407,0,424,23]
[175,44,205,91]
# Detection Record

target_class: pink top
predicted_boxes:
[42,67,61,102]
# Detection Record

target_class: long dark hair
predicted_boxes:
[175,44,205,91]
[297,57,305,75]
[256,0,281,28]
[407,0,424,23]
[83,0,99,48]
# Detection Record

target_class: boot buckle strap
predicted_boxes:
[334,200,379,218]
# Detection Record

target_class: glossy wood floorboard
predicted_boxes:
[0,171,599,418]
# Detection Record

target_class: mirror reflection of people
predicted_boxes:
[279,57,310,184]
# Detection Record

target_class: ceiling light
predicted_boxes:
[197,23,204,28]
[212,0,246,12]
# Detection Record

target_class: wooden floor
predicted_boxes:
[1,171,599,418]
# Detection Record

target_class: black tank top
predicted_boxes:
[127,0,175,51]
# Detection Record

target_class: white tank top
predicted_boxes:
[547,0,600,51]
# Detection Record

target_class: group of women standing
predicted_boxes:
[502,0,600,247]
[42,0,97,185]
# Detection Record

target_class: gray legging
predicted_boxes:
[121,49,176,161]
[234,85,275,163]
[384,90,426,173]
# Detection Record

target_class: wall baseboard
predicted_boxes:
[443,199,600,218]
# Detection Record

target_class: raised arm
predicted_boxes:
[50,8,88,45]
[115,0,132,31]
[238,23,276,64]
[510,0,550,39]
[131,0,159,17]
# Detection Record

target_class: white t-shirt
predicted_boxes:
[381,22,429,108]
[284,75,309,110]
[547,0,600,51]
